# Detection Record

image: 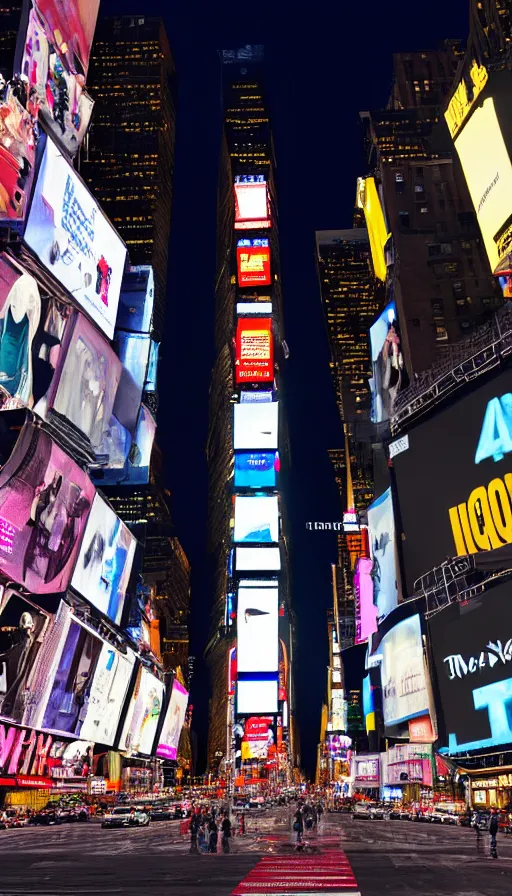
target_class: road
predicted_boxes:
[0,810,511,894]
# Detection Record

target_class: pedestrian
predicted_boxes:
[189,814,199,853]
[317,802,323,822]
[239,811,246,836]
[221,813,232,853]
[208,819,218,853]
[473,810,483,855]
[198,823,208,854]
[489,808,499,859]
[293,807,304,844]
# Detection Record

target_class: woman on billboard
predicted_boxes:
[0,271,41,409]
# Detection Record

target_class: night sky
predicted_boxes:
[106,0,469,777]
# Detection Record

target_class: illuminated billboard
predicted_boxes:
[114,332,151,433]
[237,240,271,287]
[34,0,100,77]
[118,664,165,756]
[156,680,189,760]
[117,265,154,334]
[71,492,136,625]
[234,496,279,544]
[237,302,272,315]
[93,405,156,488]
[367,489,398,622]
[233,401,278,450]
[356,176,389,282]
[369,302,405,424]
[454,96,512,273]
[240,390,273,404]
[354,556,378,645]
[235,547,281,572]
[380,614,430,728]
[0,590,52,724]
[0,87,37,223]
[237,585,279,672]
[234,178,270,230]
[0,255,41,411]
[24,136,126,339]
[0,422,94,594]
[234,452,278,488]
[237,678,278,715]
[235,317,273,384]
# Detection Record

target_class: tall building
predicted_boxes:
[206,46,296,780]
[81,15,176,340]
[470,0,512,60]
[0,1,22,79]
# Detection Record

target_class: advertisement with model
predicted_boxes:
[0,255,42,411]
[369,302,405,424]
[367,488,398,622]
[379,613,430,729]
[118,664,165,756]
[0,85,37,223]
[0,589,52,725]
[156,680,189,760]
[235,317,273,384]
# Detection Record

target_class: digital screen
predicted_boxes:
[114,332,150,434]
[455,97,512,272]
[367,488,398,622]
[354,556,378,645]
[237,585,279,672]
[237,679,278,714]
[356,176,388,282]
[24,136,126,340]
[369,302,405,424]
[116,265,154,334]
[0,422,94,594]
[0,589,51,724]
[380,614,430,728]
[93,405,156,487]
[236,547,281,572]
[0,255,43,411]
[0,87,37,222]
[237,303,272,315]
[71,492,136,625]
[156,680,189,760]
[233,401,278,450]
[118,664,165,756]
[430,581,512,752]
[392,369,512,592]
[240,391,273,404]
[234,452,278,488]
[145,340,158,392]
[234,496,279,544]
[235,317,273,383]
[237,241,271,287]
[234,180,269,229]
[34,0,100,77]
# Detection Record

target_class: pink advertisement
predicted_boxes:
[354,556,378,645]
[156,680,189,760]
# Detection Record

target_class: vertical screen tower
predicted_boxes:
[207,46,297,784]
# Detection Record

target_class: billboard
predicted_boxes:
[0,589,52,724]
[234,452,278,488]
[117,265,154,334]
[114,332,150,433]
[234,496,279,544]
[118,664,165,756]
[0,255,41,411]
[235,317,273,384]
[234,179,270,230]
[241,716,274,760]
[380,614,430,728]
[33,0,99,76]
[237,240,271,287]
[392,369,512,591]
[355,176,389,282]
[430,581,512,753]
[354,556,378,645]
[237,302,272,315]
[24,136,126,339]
[0,86,37,222]
[235,547,281,572]
[237,585,279,672]
[369,302,405,424]
[71,492,136,625]
[367,489,398,622]
[156,680,189,760]
[0,422,94,594]
[233,401,278,451]
[237,679,278,715]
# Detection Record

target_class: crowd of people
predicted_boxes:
[293,799,324,846]
[189,805,233,854]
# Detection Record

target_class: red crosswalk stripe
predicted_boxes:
[231,850,360,895]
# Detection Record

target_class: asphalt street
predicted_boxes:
[0,811,511,895]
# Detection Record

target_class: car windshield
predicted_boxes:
[113,808,129,815]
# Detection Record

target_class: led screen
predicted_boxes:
[0,86,37,222]
[455,97,512,272]
[380,613,430,728]
[237,302,272,315]
[354,556,378,645]
[369,302,405,424]
[367,488,398,622]
[234,452,277,488]
[71,492,136,625]
[240,391,273,403]
[116,265,154,334]
[24,136,126,339]
[429,581,512,753]
[235,317,273,384]
[92,405,156,487]
[234,496,279,544]
[237,585,279,672]
[235,547,281,572]
[34,0,100,77]
[0,589,51,724]
[233,401,278,450]
[0,422,93,594]
[145,340,158,392]
[234,179,269,229]
[356,176,389,282]
[156,680,189,760]
[392,369,512,592]
[237,241,271,287]
[0,255,42,411]
[237,679,278,715]
[118,664,165,755]
[114,332,150,434]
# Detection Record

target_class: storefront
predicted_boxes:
[351,753,380,798]
[469,770,512,809]
[383,744,433,803]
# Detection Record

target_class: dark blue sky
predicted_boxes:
[107,0,469,777]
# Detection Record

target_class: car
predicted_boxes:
[31,810,62,826]
[388,805,402,820]
[134,807,150,826]
[431,808,457,825]
[369,804,385,819]
[102,806,150,828]
[352,802,372,819]
[150,806,173,822]
[399,807,411,820]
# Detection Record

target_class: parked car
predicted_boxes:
[31,810,62,826]
[352,802,372,819]
[369,803,386,820]
[388,805,402,820]
[432,808,458,825]
[102,806,150,828]
[399,807,411,821]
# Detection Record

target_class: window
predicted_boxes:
[456,298,470,315]
[395,173,404,182]
[436,326,448,341]
[420,206,428,214]
[453,280,466,299]
[431,165,441,179]
[441,242,453,254]
[398,211,410,229]
[444,262,459,274]
[414,184,425,193]
[428,243,441,257]
[431,299,444,319]
[459,320,472,333]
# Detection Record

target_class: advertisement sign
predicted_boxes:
[93,405,156,487]
[354,556,378,645]
[34,0,100,77]
[354,755,380,782]
[235,317,273,383]
[369,302,405,424]
[117,265,154,334]
[380,614,430,728]
[235,547,281,572]
[114,332,151,434]
[237,679,278,715]
[242,716,273,760]
[234,179,270,230]
[0,590,51,724]
[233,401,278,451]
[0,255,42,411]
[392,369,512,591]
[71,492,136,625]
[0,422,94,594]
[367,489,398,622]
[240,390,273,404]
[234,452,278,488]
[234,496,279,544]
[156,680,189,760]
[0,86,37,222]
[237,302,272,315]
[355,177,389,281]
[429,581,512,753]
[409,715,435,743]
[237,240,271,287]
[119,665,164,756]
[24,136,126,339]
[237,585,279,673]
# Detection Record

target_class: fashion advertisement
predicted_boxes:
[114,332,150,433]
[33,0,100,78]
[0,83,37,222]
[367,488,398,623]
[92,406,156,488]
[0,255,41,410]
[0,589,51,725]
[24,135,126,340]
[71,492,136,625]
[380,613,430,728]
[156,680,189,760]
[369,301,405,424]
[118,664,164,756]
[0,422,94,593]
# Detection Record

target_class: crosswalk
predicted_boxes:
[232,852,360,895]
